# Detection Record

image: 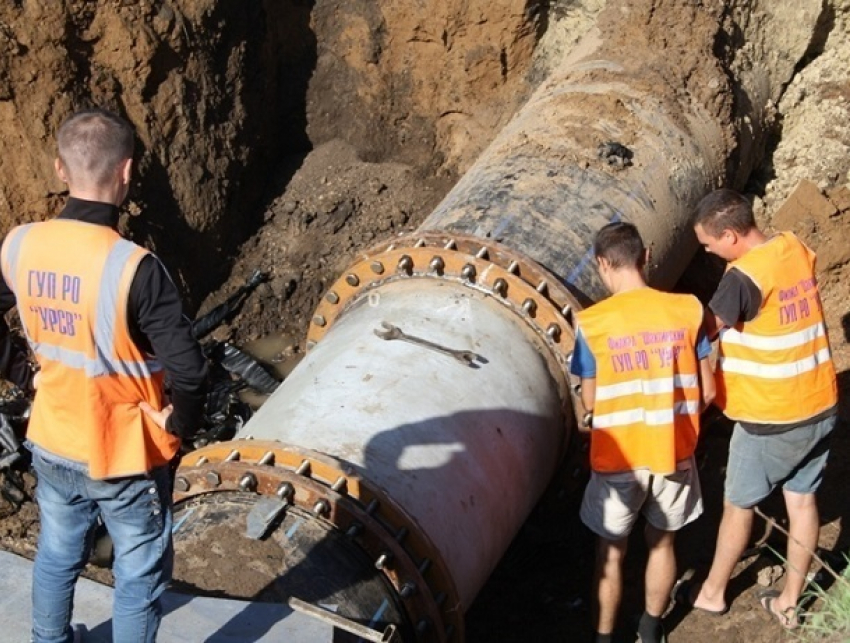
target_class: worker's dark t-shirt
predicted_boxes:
[708,268,762,328]
[709,267,836,435]
[0,198,207,438]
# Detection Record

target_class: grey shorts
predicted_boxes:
[725,414,836,508]
[580,457,704,541]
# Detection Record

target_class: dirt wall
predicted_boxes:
[0,0,317,303]
[0,0,577,308]
[3,2,850,642]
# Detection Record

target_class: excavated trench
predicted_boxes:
[167,2,831,642]
[2,2,850,642]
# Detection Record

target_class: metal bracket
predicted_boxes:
[245,495,289,540]
[288,596,400,642]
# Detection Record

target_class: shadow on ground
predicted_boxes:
[464,371,850,643]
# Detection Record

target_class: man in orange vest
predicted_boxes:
[0,109,208,642]
[679,189,837,630]
[570,222,715,643]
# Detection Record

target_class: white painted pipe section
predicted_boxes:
[243,279,565,609]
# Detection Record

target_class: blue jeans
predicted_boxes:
[31,449,173,643]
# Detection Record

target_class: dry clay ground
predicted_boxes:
[3,7,850,643]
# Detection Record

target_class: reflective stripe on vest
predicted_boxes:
[577,288,703,475]
[0,223,33,297]
[594,400,702,428]
[715,232,837,424]
[596,374,700,400]
[720,347,832,380]
[1,219,179,478]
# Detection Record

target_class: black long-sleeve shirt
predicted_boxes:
[0,198,208,437]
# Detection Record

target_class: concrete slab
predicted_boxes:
[0,550,333,642]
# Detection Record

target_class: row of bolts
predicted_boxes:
[177,449,451,637]
[311,242,573,346]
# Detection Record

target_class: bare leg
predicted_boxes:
[769,490,819,623]
[594,536,628,635]
[644,524,677,617]
[693,501,753,612]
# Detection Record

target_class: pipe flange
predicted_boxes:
[309,232,579,350]
[307,231,585,426]
[175,440,463,642]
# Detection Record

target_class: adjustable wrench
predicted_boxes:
[374,321,477,366]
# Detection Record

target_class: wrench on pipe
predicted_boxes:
[374,321,478,367]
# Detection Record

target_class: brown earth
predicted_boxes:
[0,0,548,308]
[2,1,850,642]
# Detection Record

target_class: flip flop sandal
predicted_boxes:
[756,588,799,631]
[673,579,730,616]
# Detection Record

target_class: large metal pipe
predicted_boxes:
[172,3,823,641]
[248,279,565,608]
[418,32,726,303]
[173,232,578,640]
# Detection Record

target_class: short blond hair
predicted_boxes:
[56,109,134,187]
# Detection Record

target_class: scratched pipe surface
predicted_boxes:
[246,281,563,608]
[236,2,821,622]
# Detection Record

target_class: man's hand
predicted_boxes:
[140,401,173,430]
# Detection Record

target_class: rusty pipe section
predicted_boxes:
[420,32,728,303]
[172,231,581,641]
[419,1,822,303]
[175,5,823,642]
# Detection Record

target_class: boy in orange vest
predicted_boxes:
[0,109,208,642]
[679,189,837,630]
[571,222,715,643]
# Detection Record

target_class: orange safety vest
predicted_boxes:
[577,288,704,475]
[0,219,180,479]
[715,232,837,424]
